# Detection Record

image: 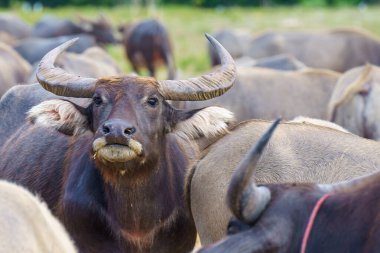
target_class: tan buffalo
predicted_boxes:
[328,64,380,140]
[0,180,77,253]
[0,42,31,97]
[0,31,18,45]
[247,29,380,72]
[180,67,340,122]
[187,119,380,245]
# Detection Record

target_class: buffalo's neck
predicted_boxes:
[102,135,189,240]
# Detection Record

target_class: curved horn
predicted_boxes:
[36,38,97,98]
[319,170,377,194]
[227,119,280,223]
[157,33,236,101]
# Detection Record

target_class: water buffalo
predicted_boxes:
[118,19,175,79]
[328,64,380,140]
[187,119,380,245]
[14,34,96,64]
[33,15,116,44]
[28,46,123,83]
[0,34,236,253]
[209,29,307,71]
[179,67,340,122]
[235,54,306,70]
[195,120,380,253]
[0,13,31,40]
[0,83,81,146]
[0,42,31,97]
[0,180,77,253]
[247,28,380,72]
[77,14,117,45]
[208,29,252,66]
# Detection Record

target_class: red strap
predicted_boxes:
[300,193,331,253]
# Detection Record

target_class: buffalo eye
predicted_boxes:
[93,96,102,106]
[147,97,159,107]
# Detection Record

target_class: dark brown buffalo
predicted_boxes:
[196,119,380,253]
[0,34,236,253]
[32,15,116,44]
[77,14,117,45]
[119,19,175,79]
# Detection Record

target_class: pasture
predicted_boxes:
[3,4,380,76]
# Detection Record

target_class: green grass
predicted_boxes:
[2,4,380,77]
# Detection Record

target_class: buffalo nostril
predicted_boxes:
[102,125,110,134]
[124,127,136,136]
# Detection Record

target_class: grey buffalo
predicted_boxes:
[235,54,306,70]
[247,29,380,72]
[0,13,31,41]
[187,119,380,245]
[28,46,123,83]
[179,67,340,122]
[195,119,380,253]
[208,29,252,66]
[33,15,116,44]
[14,34,96,64]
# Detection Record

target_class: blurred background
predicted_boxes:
[0,0,379,78]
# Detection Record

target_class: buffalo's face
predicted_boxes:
[28,75,235,178]
[91,77,167,167]
[29,34,237,178]
[91,22,116,44]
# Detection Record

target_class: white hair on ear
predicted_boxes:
[27,99,88,136]
[290,116,350,133]
[174,106,235,140]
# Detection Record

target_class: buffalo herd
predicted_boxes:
[1,10,380,253]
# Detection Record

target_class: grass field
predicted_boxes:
[2,4,380,77]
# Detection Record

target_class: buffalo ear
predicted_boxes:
[171,106,235,140]
[27,99,90,136]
